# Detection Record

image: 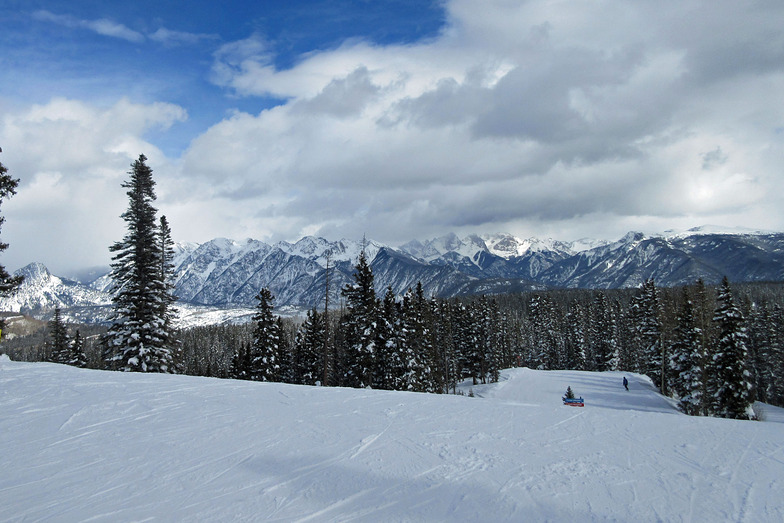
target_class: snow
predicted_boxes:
[660,225,779,239]
[1,356,783,521]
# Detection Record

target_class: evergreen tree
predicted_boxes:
[590,293,618,371]
[374,286,402,390]
[430,298,456,393]
[528,294,562,371]
[276,316,295,383]
[158,215,181,369]
[399,284,433,392]
[68,330,88,368]
[564,300,588,370]
[480,297,502,384]
[103,155,175,372]
[229,342,252,380]
[0,148,23,296]
[463,301,485,384]
[250,288,281,382]
[48,308,70,364]
[710,277,755,420]
[668,288,704,415]
[630,279,665,391]
[340,249,378,388]
[563,386,576,400]
[294,308,326,385]
[451,302,473,383]
[692,278,713,414]
[767,305,784,406]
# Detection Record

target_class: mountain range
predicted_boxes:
[4,226,784,324]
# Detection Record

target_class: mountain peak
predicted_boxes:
[18,262,52,282]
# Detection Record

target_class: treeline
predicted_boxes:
[5,253,783,420]
[173,252,782,420]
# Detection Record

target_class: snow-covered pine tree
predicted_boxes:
[68,329,88,368]
[630,279,665,392]
[0,149,23,296]
[158,215,181,370]
[429,297,456,394]
[590,292,617,371]
[528,294,556,370]
[294,308,326,385]
[103,155,175,372]
[464,301,486,384]
[692,278,714,414]
[250,288,281,382]
[767,305,784,406]
[48,307,70,364]
[710,277,755,420]
[451,302,470,380]
[564,299,588,370]
[745,302,771,403]
[339,249,378,388]
[668,287,704,415]
[478,296,501,384]
[229,342,252,380]
[374,286,401,390]
[399,283,433,392]
[276,316,294,383]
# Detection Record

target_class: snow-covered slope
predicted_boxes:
[1,356,782,521]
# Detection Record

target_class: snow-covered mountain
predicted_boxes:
[4,228,784,324]
[536,229,784,288]
[1,262,112,313]
[2,357,783,521]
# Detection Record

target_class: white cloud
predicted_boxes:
[148,27,217,46]
[0,98,187,274]
[8,0,784,274]
[33,10,145,43]
[180,0,784,247]
[32,10,215,47]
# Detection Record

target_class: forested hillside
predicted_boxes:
[6,255,783,419]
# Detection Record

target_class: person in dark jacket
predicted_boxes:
[623,376,629,390]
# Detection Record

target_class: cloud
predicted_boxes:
[32,10,215,47]
[193,0,784,246]
[148,27,218,46]
[0,98,187,274]
[8,0,784,274]
[33,10,145,43]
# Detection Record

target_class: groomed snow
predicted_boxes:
[1,354,782,521]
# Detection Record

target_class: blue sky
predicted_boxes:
[2,1,444,155]
[2,0,784,276]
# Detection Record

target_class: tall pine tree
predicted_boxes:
[103,155,176,372]
[68,329,88,368]
[630,279,665,391]
[668,288,704,415]
[250,288,282,382]
[158,215,181,368]
[340,249,378,388]
[294,308,326,385]
[48,308,70,364]
[710,277,755,420]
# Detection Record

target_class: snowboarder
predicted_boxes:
[623,377,628,391]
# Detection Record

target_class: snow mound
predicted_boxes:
[1,362,782,521]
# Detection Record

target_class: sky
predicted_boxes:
[2,0,784,277]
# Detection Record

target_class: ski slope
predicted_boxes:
[1,354,783,522]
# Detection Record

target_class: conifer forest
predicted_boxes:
[8,265,784,421]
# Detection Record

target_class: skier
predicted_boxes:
[623,376,629,391]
